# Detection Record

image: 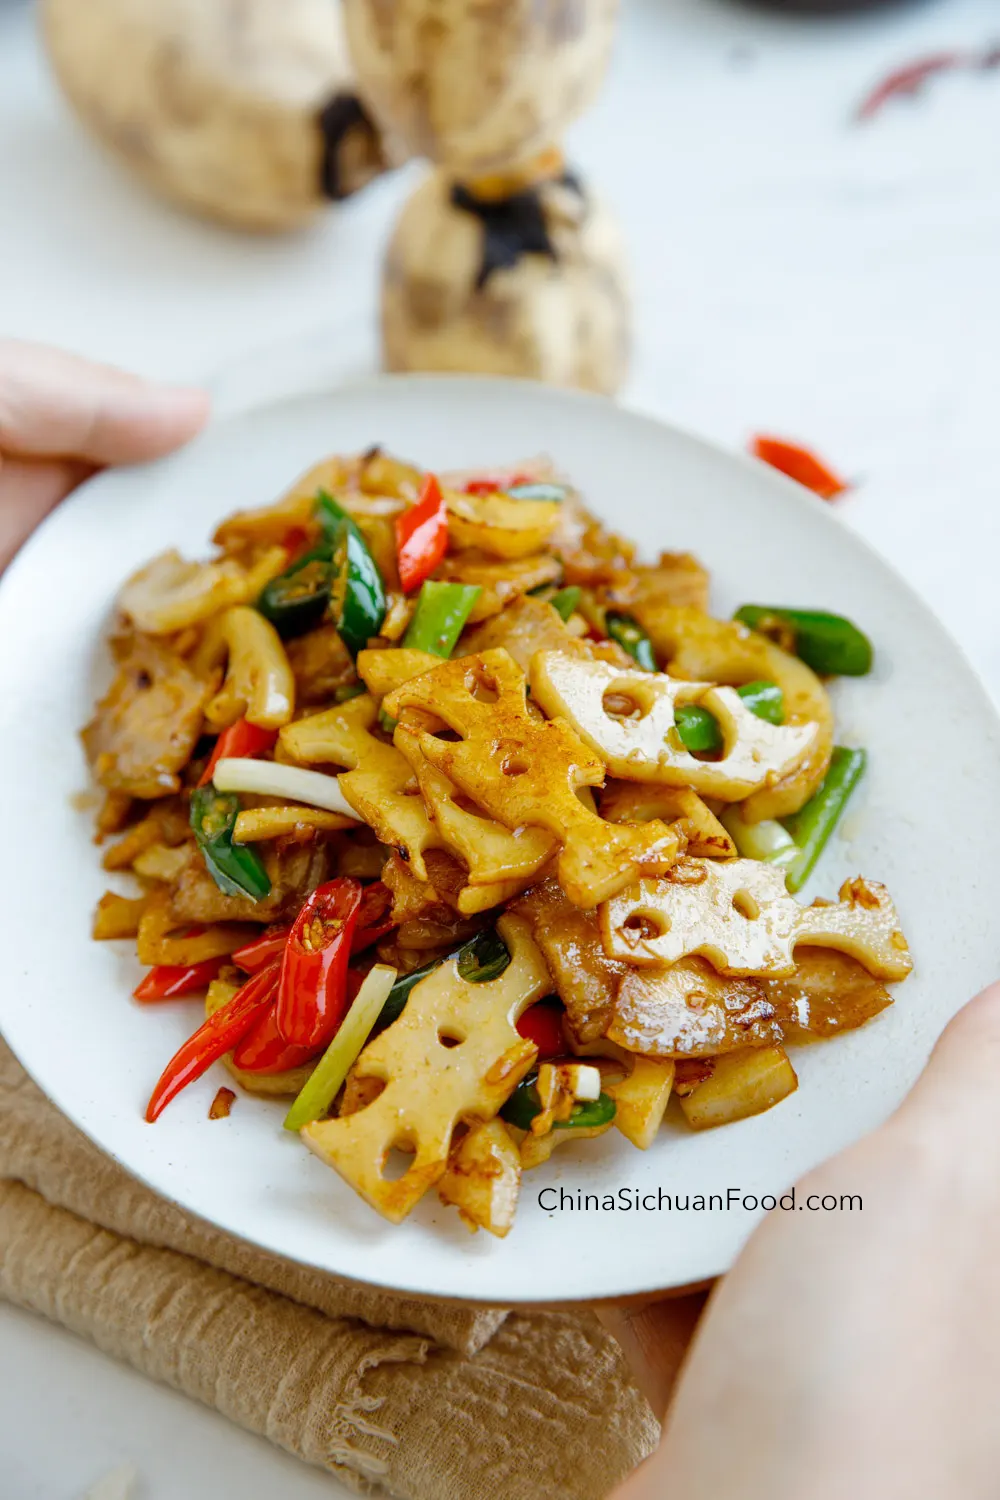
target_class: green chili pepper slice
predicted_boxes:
[457,927,511,984]
[256,549,334,639]
[606,612,657,671]
[782,746,867,893]
[315,489,387,657]
[674,681,785,755]
[500,1074,617,1132]
[549,585,583,622]
[372,928,510,1034]
[190,785,271,902]
[674,705,721,754]
[334,683,366,703]
[734,606,873,677]
[505,482,567,503]
[315,489,350,539]
[403,580,482,657]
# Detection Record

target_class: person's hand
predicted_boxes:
[0,340,209,573]
[612,981,1000,1498]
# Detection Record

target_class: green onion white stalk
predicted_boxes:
[212,757,359,821]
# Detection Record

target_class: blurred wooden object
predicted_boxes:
[41,0,390,232]
[344,0,631,394]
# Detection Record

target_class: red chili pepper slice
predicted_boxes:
[516,1001,566,1059]
[232,925,293,973]
[199,717,279,788]
[395,474,449,594]
[231,883,394,979]
[133,957,225,1002]
[751,436,849,502]
[352,880,395,953]
[462,472,533,495]
[280,524,312,561]
[231,1002,323,1074]
[234,966,368,1074]
[275,878,363,1048]
[144,960,280,1122]
[857,52,965,121]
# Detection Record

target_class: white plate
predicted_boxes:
[2,372,999,1307]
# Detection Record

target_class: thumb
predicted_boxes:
[0,340,209,465]
[892,979,1000,1138]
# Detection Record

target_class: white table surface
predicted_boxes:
[2,0,999,1494]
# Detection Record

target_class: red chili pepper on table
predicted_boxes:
[133,957,226,1002]
[856,52,966,121]
[395,474,449,594]
[516,1001,567,1059]
[751,436,850,502]
[275,878,364,1048]
[145,960,281,1121]
[198,717,279,788]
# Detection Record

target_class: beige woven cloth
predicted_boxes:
[0,1041,658,1497]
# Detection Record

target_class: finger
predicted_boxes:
[0,455,94,573]
[596,1291,708,1417]
[0,340,209,465]
[893,978,1000,1134]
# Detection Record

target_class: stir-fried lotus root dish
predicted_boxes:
[85,449,912,1238]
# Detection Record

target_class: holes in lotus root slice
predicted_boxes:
[384,648,683,907]
[279,692,445,879]
[393,717,556,892]
[530,651,819,800]
[300,915,551,1224]
[601,858,913,982]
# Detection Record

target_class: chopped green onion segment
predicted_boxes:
[212,757,360,821]
[783,746,867,893]
[721,807,798,869]
[284,964,398,1131]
